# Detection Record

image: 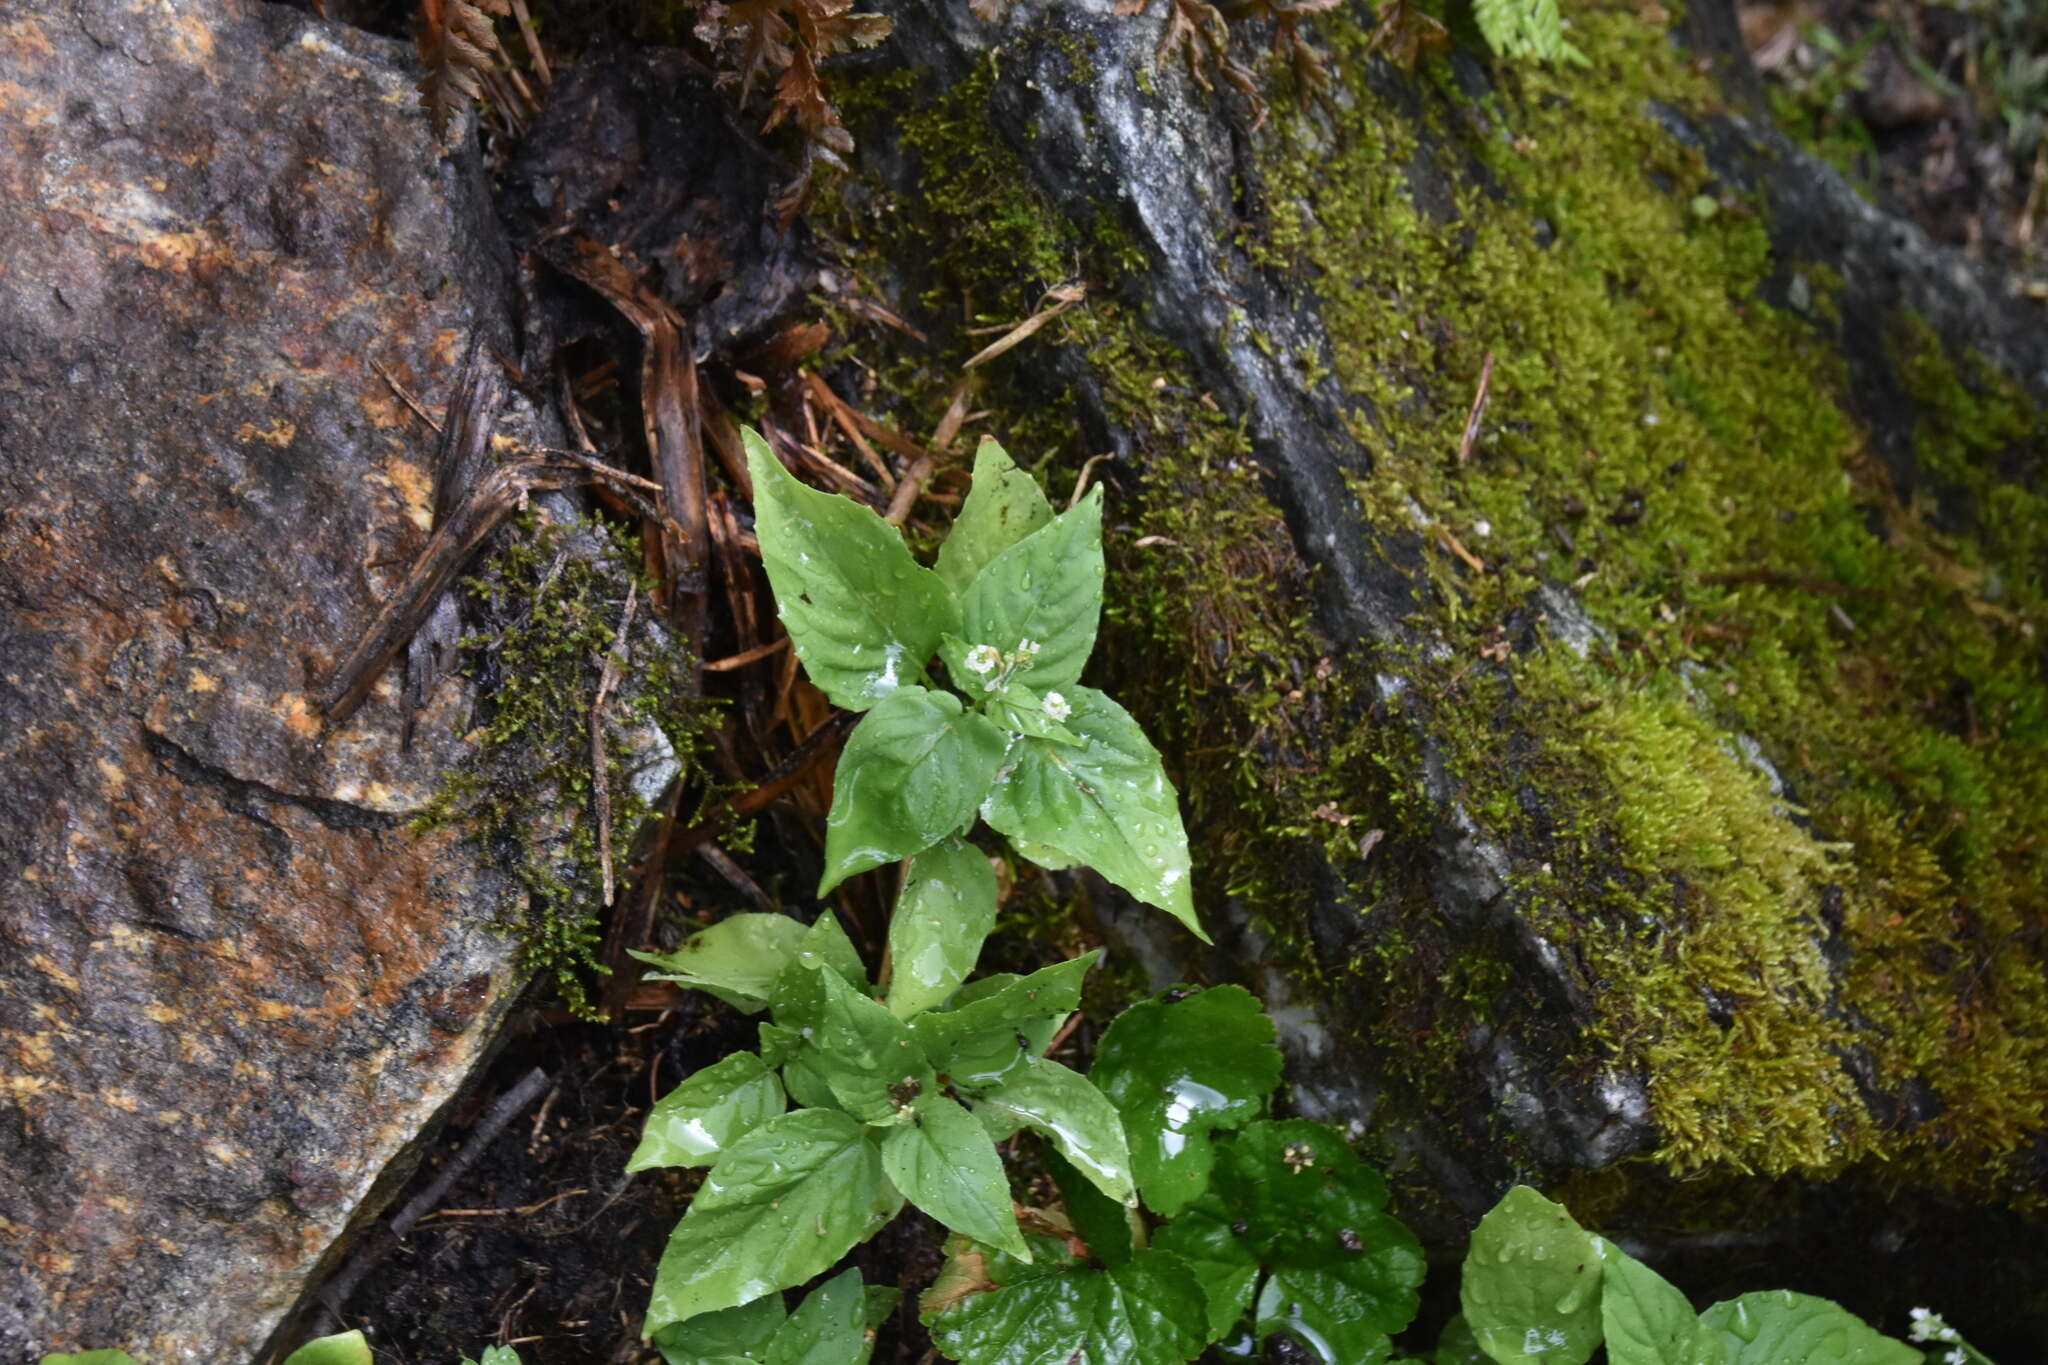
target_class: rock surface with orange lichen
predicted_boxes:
[0,1,530,1357]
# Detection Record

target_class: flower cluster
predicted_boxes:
[962,638,1042,694]
[1908,1308,1969,1363]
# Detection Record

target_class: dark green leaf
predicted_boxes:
[962,487,1103,695]
[1461,1186,1604,1365]
[767,915,870,1033]
[631,913,809,1013]
[924,1244,1211,1365]
[981,687,1201,938]
[630,1052,786,1171]
[1697,1292,1919,1365]
[654,1290,785,1363]
[646,1110,900,1331]
[886,836,998,1019]
[937,438,1055,596]
[1436,1315,1492,1365]
[1047,1147,1137,1268]
[1090,986,1281,1216]
[1150,1195,1258,1341]
[968,1056,1134,1206]
[883,1093,1029,1258]
[821,687,1008,892]
[746,426,958,712]
[808,967,934,1124]
[909,953,1098,1082]
[1602,1247,1724,1365]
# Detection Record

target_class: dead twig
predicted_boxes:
[963,283,1087,370]
[1457,352,1495,464]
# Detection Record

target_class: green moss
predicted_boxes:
[416,513,715,1017]
[826,0,2046,1193]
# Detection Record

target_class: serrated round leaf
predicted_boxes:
[631,913,809,1014]
[1461,1186,1604,1365]
[923,1246,1211,1365]
[937,438,1055,596]
[1436,1315,1493,1365]
[1150,1196,1259,1342]
[646,1109,900,1332]
[654,1289,785,1364]
[1090,986,1281,1216]
[822,687,1009,892]
[810,967,934,1123]
[883,1094,1028,1258]
[629,1052,786,1171]
[981,686,1201,938]
[1601,1245,1725,1365]
[1697,1292,1918,1365]
[968,1056,1135,1206]
[961,486,1103,694]
[746,427,958,712]
[886,835,998,1019]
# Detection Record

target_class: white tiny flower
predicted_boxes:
[1908,1310,1945,1344]
[1042,691,1071,722]
[1015,638,1041,658]
[1946,1350,1966,1365]
[965,644,1001,675]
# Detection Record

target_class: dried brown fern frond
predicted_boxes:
[1228,0,1346,95]
[1363,0,1448,71]
[1117,0,1270,127]
[418,0,511,148]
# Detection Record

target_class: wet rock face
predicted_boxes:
[0,1,526,1357]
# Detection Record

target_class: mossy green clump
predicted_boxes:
[417,513,715,1017]
[824,0,2046,1191]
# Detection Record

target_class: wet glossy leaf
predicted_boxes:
[1150,1194,1259,1341]
[987,682,1083,745]
[961,486,1103,695]
[654,1290,784,1363]
[1696,1292,1918,1365]
[923,1244,1211,1365]
[981,687,1201,938]
[629,1052,787,1171]
[1436,1314,1492,1365]
[281,1333,372,1365]
[885,835,998,1019]
[909,953,1098,1080]
[646,1109,899,1332]
[821,687,1008,892]
[746,426,958,712]
[463,1350,523,1365]
[1601,1246,1725,1365]
[1090,986,1281,1216]
[768,1268,896,1365]
[631,913,809,1013]
[883,1092,1029,1258]
[966,1055,1134,1206]
[808,966,934,1124]
[1461,1186,1604,1365]
[1223,1120,1423,1360]
[767,915,871,1034]
[1047,1147,1136,1268]
[936,438,1055,596]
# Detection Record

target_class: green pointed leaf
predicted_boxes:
[1220,1120,1424,1361]
[1601,1245,1725,1365]
[629,1052,787,1171]
[654,1290,785,1364]
[1090,986,1281,1216]
[967,1056,1134,1206]
[822,686,1009,892]
[281,1333,373,1365]
[884,1092,1029,1258]
[1697,1292,1919,1365]
[646,1109,900,1332]
[761,1022,842,1111]
[631,913,810,1014]
[768,1269,892,1365]
[988,682,1083,745]
[464,1350,524,1365]
[886,835,999,1019]
[768,915,871,1032]
[961,486,1103,695]
[981,686,1201,938]
[937,438,1055,595]
[745,426,958,712]
[1047,1147,1137,1268]
[1461,1186,1605,1365]
[909,953,1098,1079]
[1008,836,1080,871]
[1150,1196,1259,1342]
[40,1355,139,1365]
[807,966,935,1123]
[923,1244,1211,1365]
